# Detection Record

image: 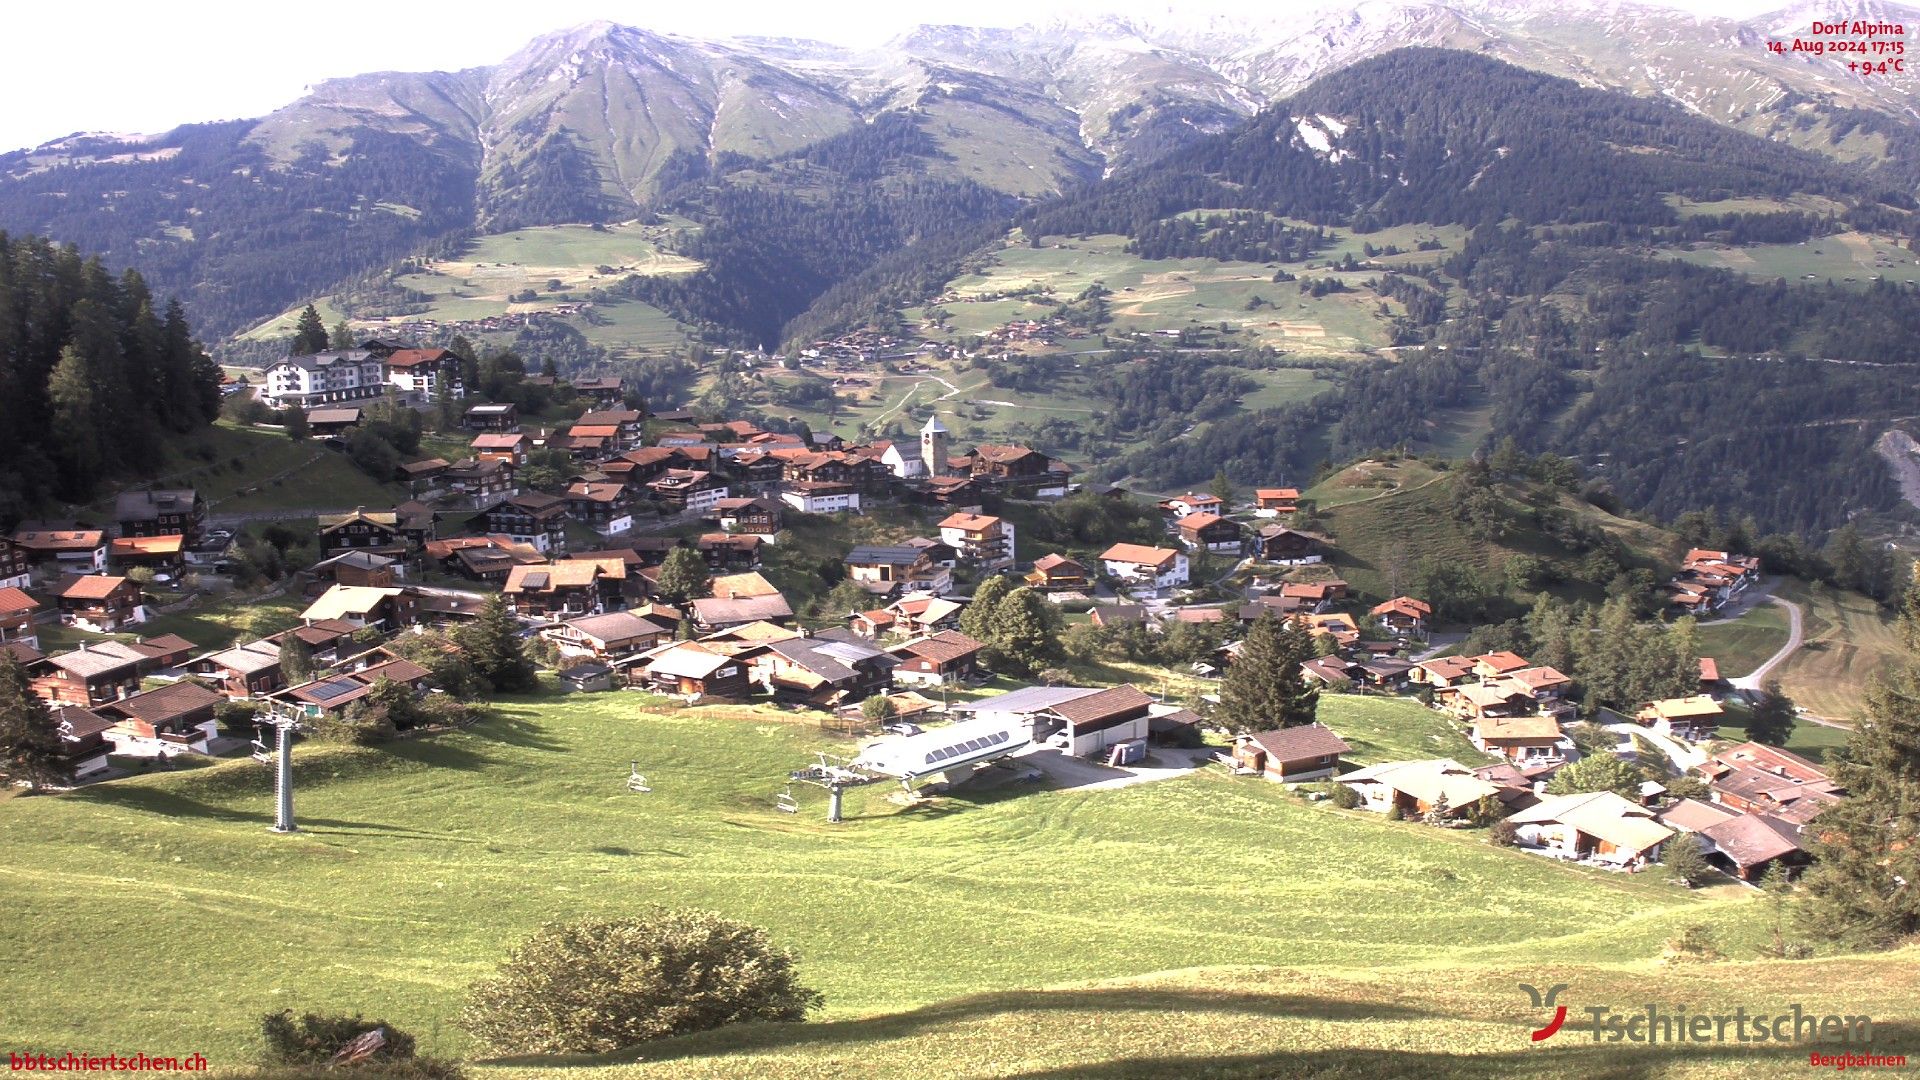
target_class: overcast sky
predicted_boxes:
[7,0,1785,152]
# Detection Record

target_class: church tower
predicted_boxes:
[920,412,950,478]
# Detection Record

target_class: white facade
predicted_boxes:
[264,351,388,406]
[782,488,862,514]
[881,443,925,479]
[684,486,731,514]
[1103,554,1189,591]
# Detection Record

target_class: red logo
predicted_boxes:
[1522,983,1570,1042]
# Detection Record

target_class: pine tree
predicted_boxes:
[290,305,330,356]
[283,404,311,442]
[656,547,712,609]
[1208,469,1235,509]
[0,653,71,791]
[331,318,356,351]
[459,595,537,693]
[47,346,103,497]
[1216,612,1319,734]
[1746,680,1797,746]
[1796,563,1920,949]
[279,634,313,685]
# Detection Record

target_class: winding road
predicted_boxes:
[1729,594,1805,692]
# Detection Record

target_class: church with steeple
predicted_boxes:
[919,412,949,478]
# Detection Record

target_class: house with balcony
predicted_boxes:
[263,350,388,407]
[565,483,633,537]
[382,348,463,403]
[476,493,570,555]
[115,488,206,545]
[937,512,1015,568]
[1099,543,1189,593]
[54,575,145,632]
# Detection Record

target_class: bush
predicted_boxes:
[216,700,264,737]
[1661,834,1718,888]
[259,1010,420,1067]
[1386,803,1406,822]
[1489,818,1520,847]
[311,707,397,746]
[1325,782,1360,809]
[460,911,823,1054]
[1661,924,1723,964]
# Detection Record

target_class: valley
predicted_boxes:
[4,9,1920,1079]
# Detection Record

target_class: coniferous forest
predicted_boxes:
[0,233,223,517]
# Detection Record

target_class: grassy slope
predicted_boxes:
[935,233,1414,357]
[1307,460,1679,609]
[72,421,403,525]
[1,692,1793,1067]
[1693,603,1790,681]
[492,953,1920,1080]
[1772,580,1904,719]
[1665,230,1920,289]
[234,221,696,357]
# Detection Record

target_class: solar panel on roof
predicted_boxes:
[305,680,360,702]
[524,572,549,589]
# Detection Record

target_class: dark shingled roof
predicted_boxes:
[1243,723,1352,762]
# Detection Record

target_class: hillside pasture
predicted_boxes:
[1666,231,1920,289]
[0,690,1774,1065]
[1772,580,1904,719]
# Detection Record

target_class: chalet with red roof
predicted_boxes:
[55,575,145,633]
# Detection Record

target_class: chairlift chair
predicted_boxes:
[251,722,273,764]
[775,786,799,814]
[627,761,651,793]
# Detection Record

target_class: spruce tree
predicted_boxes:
[1796,564,1920,948]
[279,634,313,685]
[1216,611,1319,734]
[331,318,356,351]
[1746,680,1797,746]
[0,654,71,791]
[459,595,537,693]
[290,304,330,356]
[656,547,713,609]
[47,346,104,498]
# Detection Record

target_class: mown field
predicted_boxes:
[1694,602,1791,681]
[1666,230,1920,289]
[0,690,1807,1070]
[933,234,1402,356]
[1772,580,1904,720]
[235,221,697,356]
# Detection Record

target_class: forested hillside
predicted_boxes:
[0,124,476,339]
[0,233,224,518]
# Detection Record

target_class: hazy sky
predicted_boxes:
[7,0,1785,152]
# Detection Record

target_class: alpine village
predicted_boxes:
[2,5,1919,1078]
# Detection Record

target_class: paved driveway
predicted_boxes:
[1011,745,1215,791]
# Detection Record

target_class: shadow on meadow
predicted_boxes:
[998,1021,1920,1080]
[486,986,1441,1070]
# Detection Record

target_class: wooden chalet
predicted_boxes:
[1176,512,1243,553]
[54,574,145,632]
[886,630,984,686]
[1233,724,1352,782]
[1025,553,1090,592]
